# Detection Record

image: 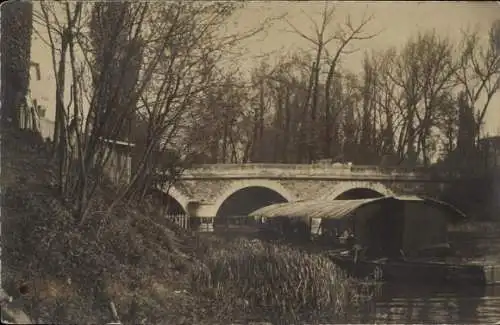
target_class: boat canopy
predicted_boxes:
[249,196,467,223]
[250,196,467,257]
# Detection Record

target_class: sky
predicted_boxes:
[30,1,500,136]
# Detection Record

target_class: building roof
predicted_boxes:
[249,196,467,223]
[98,137,135,148]
[479,136,500,146]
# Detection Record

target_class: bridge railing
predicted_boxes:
[165,214,189,229]
[349,165,430,174]
[190,163,351,170]
[154,163,471,180]
[182,163,432,175]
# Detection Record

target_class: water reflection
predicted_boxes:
[348,222,500,324]
[354,283,500,324]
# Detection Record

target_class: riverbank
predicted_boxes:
[1,127,369,324]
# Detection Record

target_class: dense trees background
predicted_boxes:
[2,2,500,220]
[183,16,500,168]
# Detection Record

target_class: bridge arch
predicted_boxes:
[213,180,296,218]
[320,182,394,200]
[152,185,191,214]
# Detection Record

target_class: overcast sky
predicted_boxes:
[229,1,500,135]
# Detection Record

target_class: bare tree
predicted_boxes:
[1,2,33,128]
[34,3,183,221]
[119,2,278,202]
[284,3,378,161]
[36,2,83,196]
[366,49,400,164]
[382,31,459,166]
[183,66,250,164]
[456,22,500,142]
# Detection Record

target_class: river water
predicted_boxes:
[352,283,500,324]
[349,222,500,324]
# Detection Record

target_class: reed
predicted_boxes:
[191,238,372,323]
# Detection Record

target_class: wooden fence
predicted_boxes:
[165,214,190,230]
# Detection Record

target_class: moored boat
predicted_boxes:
[249,195,500,286]
[329,254,500,285]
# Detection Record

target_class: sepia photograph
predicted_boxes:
[1,1,500,324]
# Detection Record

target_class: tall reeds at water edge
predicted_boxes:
[191,238,376,323]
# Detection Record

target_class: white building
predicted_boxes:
[478,136,500,169]
[28,2,88,140]
[27,3,136,184]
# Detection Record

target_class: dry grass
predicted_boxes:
[191,238,374,324]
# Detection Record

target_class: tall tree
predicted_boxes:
[284,3,377,162]
[35,2,162,221]
[1,1,33,128]
[89,2,143,142]
[456,22,500,142]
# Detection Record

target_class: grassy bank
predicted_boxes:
[1,127,371,324]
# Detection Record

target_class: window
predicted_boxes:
[37,106,45,118]
[30,62,41,80]
[32,100,46,118]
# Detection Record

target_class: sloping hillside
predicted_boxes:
[0,126,366,324]
[0,126,210,323]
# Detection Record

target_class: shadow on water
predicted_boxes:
[348,222,500,324]
[351,283,500,324]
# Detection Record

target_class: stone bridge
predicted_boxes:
[155,163,459,219]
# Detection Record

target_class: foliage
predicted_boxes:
[0,2,33,128]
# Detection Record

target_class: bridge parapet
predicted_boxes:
[151,163,466,218]
[171,163,450,180]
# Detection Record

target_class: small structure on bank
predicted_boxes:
[100,138,135,185]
